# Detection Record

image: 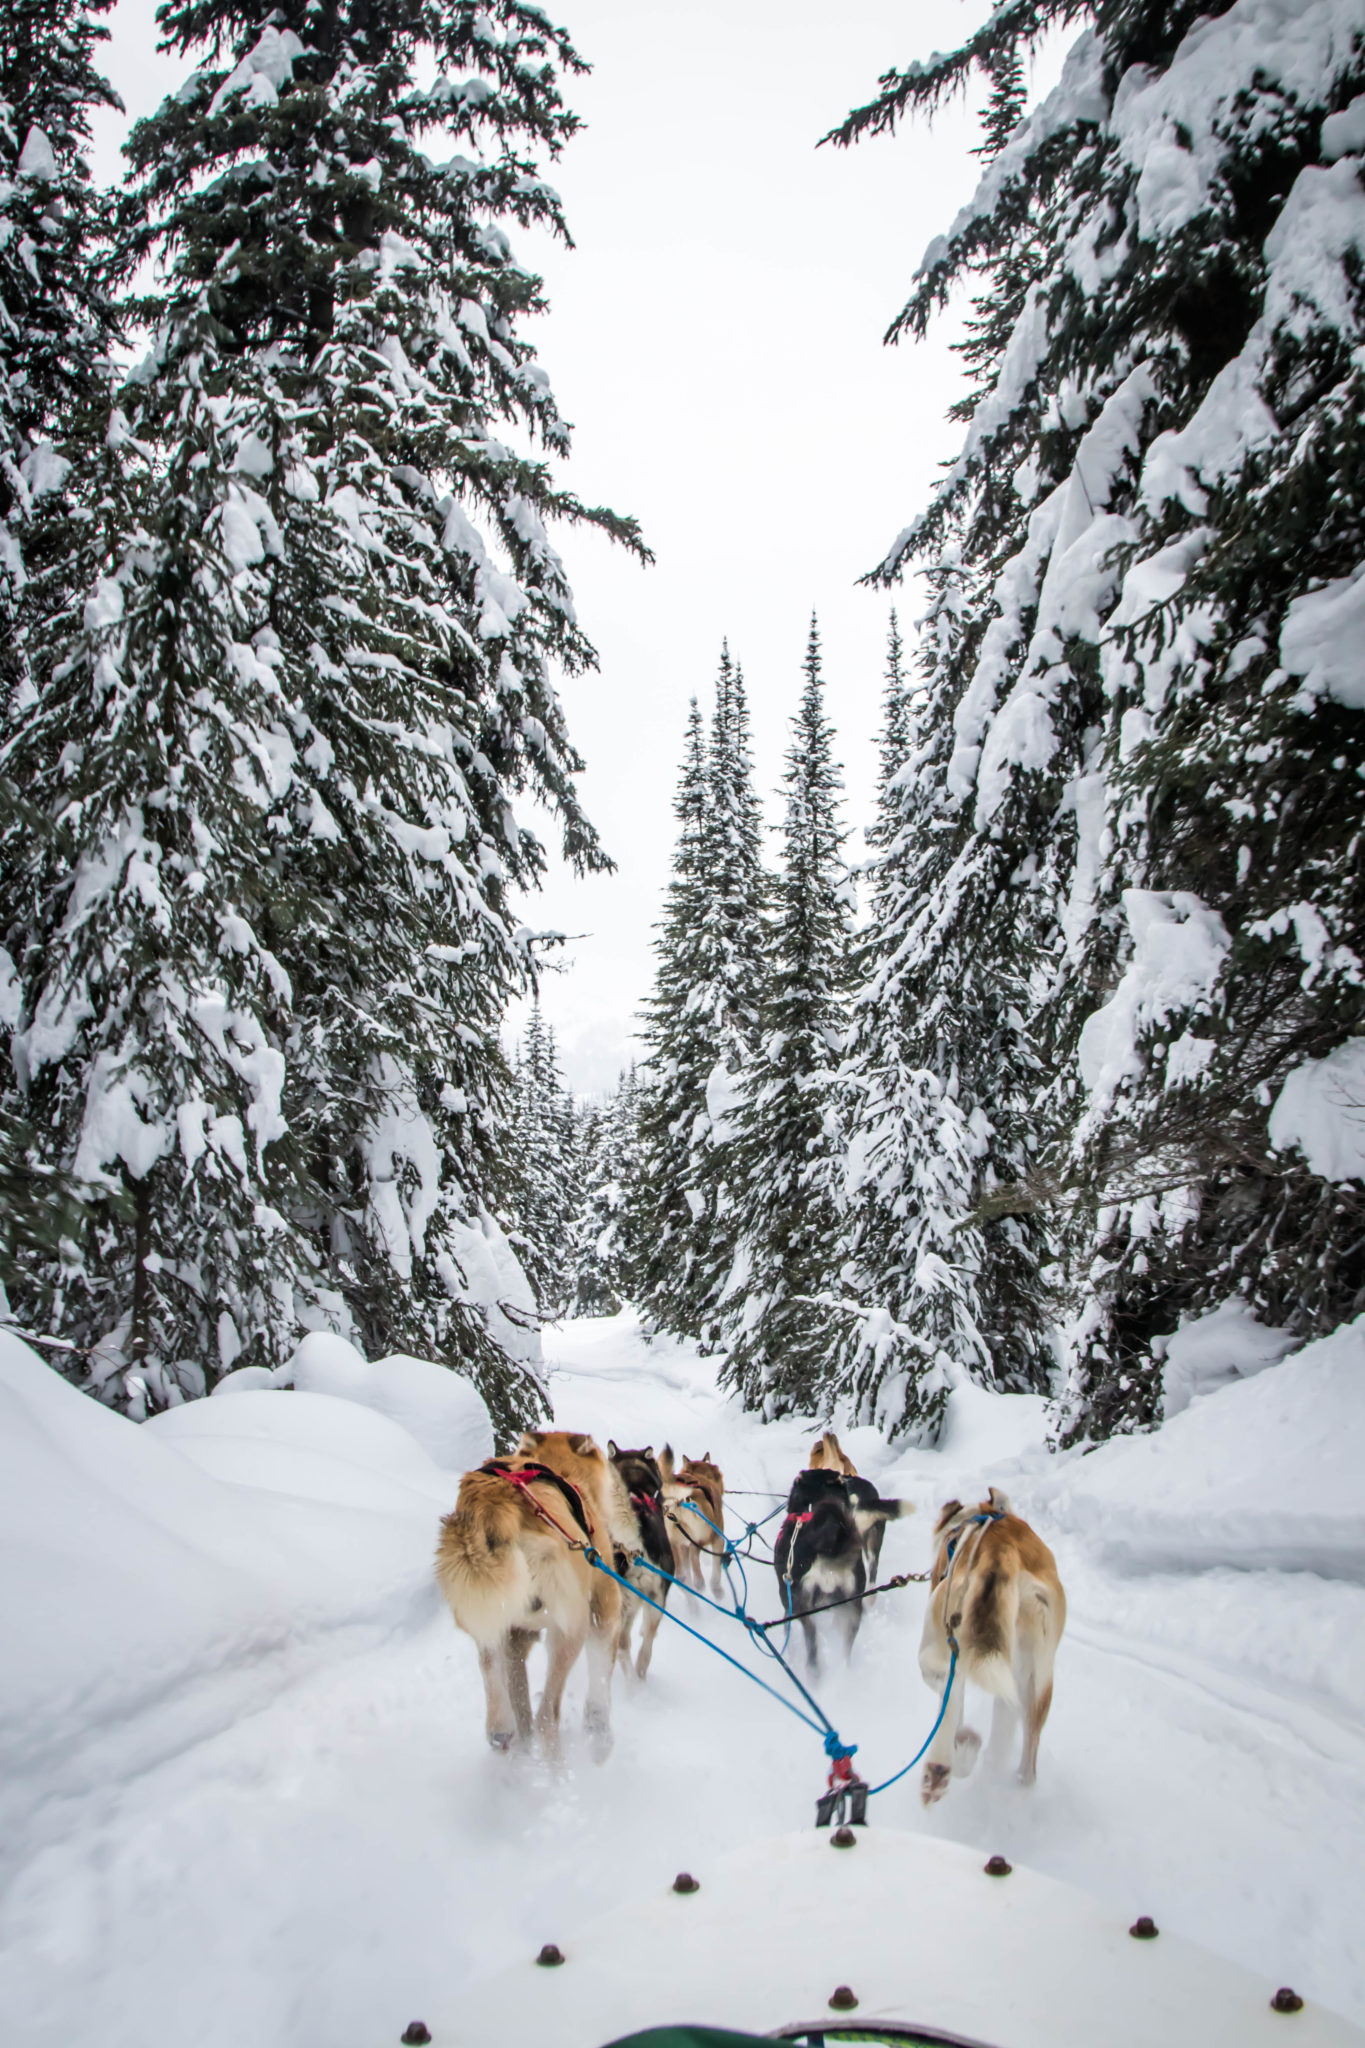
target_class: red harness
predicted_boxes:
[480,1459,592,1547]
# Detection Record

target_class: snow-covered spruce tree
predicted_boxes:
[684,648,771,1345]
[832,613,1015,1441]
[2,4,320,1406]
[636,696,720,1339]
[0,0,120,689]
[0,3,122,1291]
[829,0,1365,1444]
[7,0,640,1428]
[3,339,329,1411]
[720,619,851,1416]
[867,612,911,849]
[570,1063,644,1317]
[504,1004,578,1320]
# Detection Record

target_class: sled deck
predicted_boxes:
[440,1829,1363,2048]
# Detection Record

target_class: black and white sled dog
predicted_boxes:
[606,1442,675,1680]
[809,1429,914,1582]
[774,1466,909,1671]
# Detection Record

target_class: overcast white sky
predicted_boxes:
[91,0,1044,1095]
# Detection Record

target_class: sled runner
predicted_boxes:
[438,1827,1364,2048]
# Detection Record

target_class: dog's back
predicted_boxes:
[608,1442,673,1575]
[436,1429,616,1645]
[436,1430,624,1756]
[436,1466,534,1642]
[678,1452,724,1528]
[774,1469,868,1670]
[930,1487,1065,1701]
[777,1467,861,1572]
[918,1486,1065,1799]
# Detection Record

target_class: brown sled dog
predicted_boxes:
[809,1429,857,1477]
[436,1430,629,1760]
[917,1486,1066,1805]
[660,1446,727,1597]
[606,1443,674,1680]
[810,1428,913,1581]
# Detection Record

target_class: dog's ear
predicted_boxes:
[702,1450,711,1464]
[934,1499,964,1536]
[643,1444,653,1460]
[516,1431,543,1454]
[566,1432,600,1458]
[987,1486,1012,1516]
[607,1439,619,1458]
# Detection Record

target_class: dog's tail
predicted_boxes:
[959,1558,1019,1702]
[872,1496,913,1522]
[436,1472,532,1644]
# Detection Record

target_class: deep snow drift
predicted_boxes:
[1,1311,1363,2047]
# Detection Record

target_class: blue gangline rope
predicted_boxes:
[864,1647,958,1795]
[587,1496,976,1795]
[584,1548,832,1741]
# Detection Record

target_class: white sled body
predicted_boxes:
[444,1826,1363,2048]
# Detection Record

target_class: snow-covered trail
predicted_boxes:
[3,1313,1363,2048]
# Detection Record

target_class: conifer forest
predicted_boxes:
[3,0,1363,1456]
[6,3,1365,2043]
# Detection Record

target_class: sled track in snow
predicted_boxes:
[1067,1624,1365,1775]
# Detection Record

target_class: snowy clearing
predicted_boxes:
[2,1311,1364,2046]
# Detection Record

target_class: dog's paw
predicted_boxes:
[953,1726,983,1778]
[487,1729,515,1752]
[921,1762,951,1807]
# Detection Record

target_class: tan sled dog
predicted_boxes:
[660,1446,727,1597]
[917,1487,1065,1805]
[809,1429,857,1477]
[436,1430,628,1760]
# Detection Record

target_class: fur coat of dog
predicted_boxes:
[916,1486,1067,1804]
[436,1430,632,1759]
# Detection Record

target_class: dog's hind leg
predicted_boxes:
[953,1722,984,1777]
[615,1592,637,1674]
[985,1693,1019,1772]
[1019,1670,1053,1786]
[709,1540,727,1600]
[583,1588,618,1762]
[479,1641,517,1752]
[1016,1582,1059,1785]
[919,1667,965,1806]
[506,1627,536,1743]
[917,1589,965,1805]
[800,1611,821,1673]
[864,1520,886,1583]
[635,1595,665,1680]
[536,1619,586,1758]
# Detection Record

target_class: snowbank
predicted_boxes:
[1036,1315,1365,1578]
[213,1329,494,1472]
[146,1388,457,1515]
[1159,1295,1297,1417]
[0,1332,448,1796]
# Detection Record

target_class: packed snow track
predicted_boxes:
[2,1311,1363,2047]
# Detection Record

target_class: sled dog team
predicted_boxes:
[436,1427,1066,1804]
